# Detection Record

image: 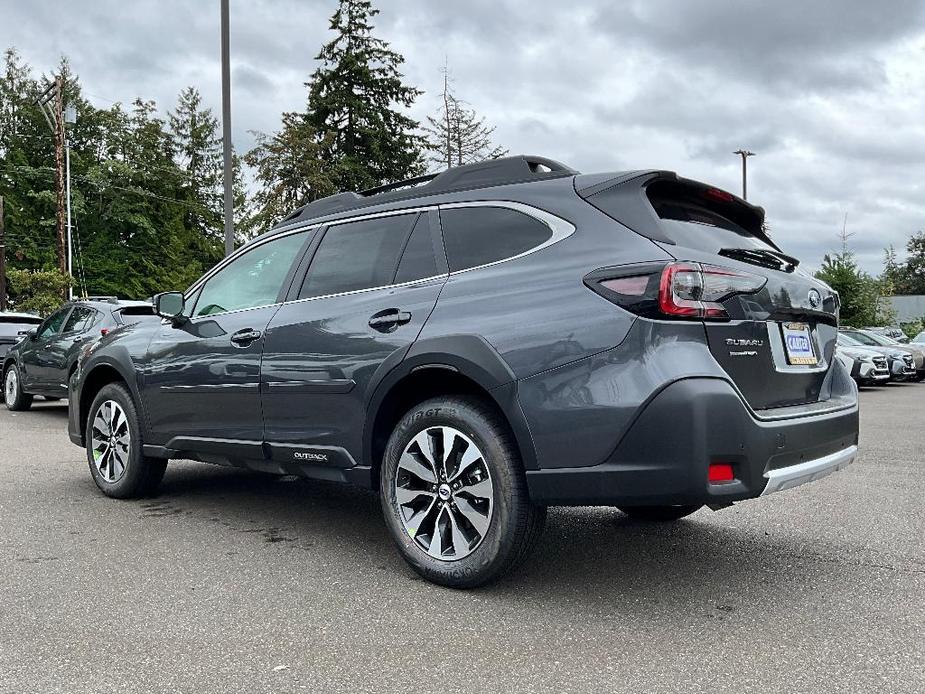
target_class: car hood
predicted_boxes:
[837,345,882,359]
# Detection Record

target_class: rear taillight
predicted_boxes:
[100,328,110,336]
[586,261,766,321]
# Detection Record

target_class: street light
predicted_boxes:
[733,149,755,200]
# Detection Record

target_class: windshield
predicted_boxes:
[845,331,891,347]
[837,333,864,347]
[862,331,899,346]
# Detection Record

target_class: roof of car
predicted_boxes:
[73,297,151,309]
[0,311,41,319]
[271,155,579,231]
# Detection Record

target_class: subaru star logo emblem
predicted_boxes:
[808,289,821,308]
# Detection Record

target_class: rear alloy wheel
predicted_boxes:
[618,504,703,521]
[86,383,166,498]
[4,365,33,411]
[395,425,495,561]
[381,396,545,588]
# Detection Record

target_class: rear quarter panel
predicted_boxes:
[419,180,674,379]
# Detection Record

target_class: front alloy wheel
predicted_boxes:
[85,382,167,498]
[90,400,131,483]
[4,365,32,411]
[395,426,494,561]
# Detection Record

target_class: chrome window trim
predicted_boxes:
[438,200,576,275]
[179,200,573,320]
[284,273,448,308]
[273,204,438,234]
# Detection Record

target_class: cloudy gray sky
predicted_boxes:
[3,0,925,273]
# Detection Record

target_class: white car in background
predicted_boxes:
[835,335,891,386]
[0,312,43,359]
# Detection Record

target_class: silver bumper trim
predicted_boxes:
[760,445,858,496]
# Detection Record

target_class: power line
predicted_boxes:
[2,164,217,215]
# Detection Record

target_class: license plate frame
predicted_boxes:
[781,322,817,365]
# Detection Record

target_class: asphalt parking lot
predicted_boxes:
[1,386,923,694]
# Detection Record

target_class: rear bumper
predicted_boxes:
[525,377,859,506]
[760,445,857,496]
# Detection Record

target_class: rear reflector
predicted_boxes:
[100,329,110,336]
[708,463,735,483]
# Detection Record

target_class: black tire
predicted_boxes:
[618,504,703,521]
[380,396,545,589]
[4,363,33,411]
[85,383,167,499]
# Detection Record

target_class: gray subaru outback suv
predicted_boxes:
[67,155,859,587]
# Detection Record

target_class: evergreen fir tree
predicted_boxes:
[305,0,425,192]
[243,112,334,234]
[168,86,223,240]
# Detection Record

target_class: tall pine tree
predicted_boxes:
[169,86,223,240]
[306,0,424,192]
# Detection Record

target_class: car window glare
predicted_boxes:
[37,308,70,338]
[193,231,309,317]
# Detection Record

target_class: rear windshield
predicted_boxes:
[646,180,776,254]
[115,306,158,325]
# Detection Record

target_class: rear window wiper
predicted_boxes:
[718,247,799,273]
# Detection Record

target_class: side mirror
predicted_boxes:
[18,329,37,340]
[153,292,186,324]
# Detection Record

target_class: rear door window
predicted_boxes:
[439,206,553,272]
[62,306,95,334]
[394,214,439,284]
[299,213,418,299]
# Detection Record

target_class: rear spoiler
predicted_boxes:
[576,170,777,252]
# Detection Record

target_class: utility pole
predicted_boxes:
[733,149,755,200]
[64,104,75,299]
[36,76,69,299]
[0,196,6,312]
[220,0,234,256]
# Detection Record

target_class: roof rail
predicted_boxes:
[360,173,439,197]
[79,296,119,303]
[274,155,577,229]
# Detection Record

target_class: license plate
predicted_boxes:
[781,322,817,365]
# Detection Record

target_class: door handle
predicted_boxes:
[230,328,262,346]
[368,309,412,332]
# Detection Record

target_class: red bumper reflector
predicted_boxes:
[708,463,735,483]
